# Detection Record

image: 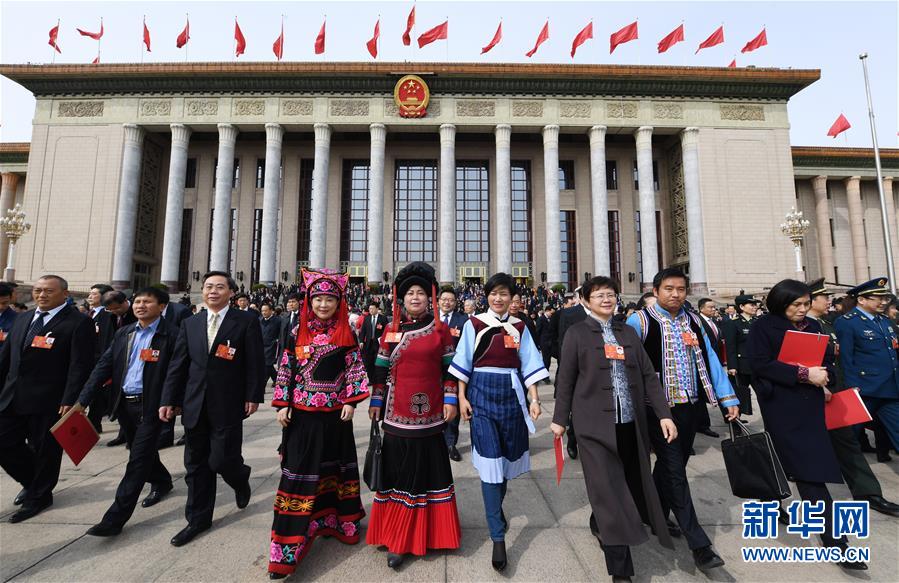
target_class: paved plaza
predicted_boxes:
[2,378,898,582]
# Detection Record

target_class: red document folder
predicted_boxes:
[50,408,99,466]
[825,388,873,430]
[554,436,565,485]
[777,330,829,368]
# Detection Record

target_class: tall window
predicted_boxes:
[255,159,265,189]
[251,209,263,284]
[177,209,194,290]
[207,208,238,273]
[340,160,371,263]
[456,162,489,263]
[559,160,575,190]
[560,211,578,291]
[606,160,618,190]
[608,210,622,285]
[214,158,240,188]
[511,161,532,264]
[636,210,663,283]
[633,160,660,191]
[296,159,314,264]
[185,158,197,189]
[394,160,438,263]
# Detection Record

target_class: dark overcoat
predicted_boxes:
[553,316,674,549]
[745,314,842,483]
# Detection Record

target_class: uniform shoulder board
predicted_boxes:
[841,312,857,320]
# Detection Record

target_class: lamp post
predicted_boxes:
[0,204,31,282]
[780,207,810,276]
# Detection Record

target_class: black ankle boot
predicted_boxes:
[492,541,507,572]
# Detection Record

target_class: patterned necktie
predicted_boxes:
[207,312,220,352]
[24,311,48,349]
[444,314,450,326]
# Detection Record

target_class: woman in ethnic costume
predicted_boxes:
[449,272,549,572]
[268,268,370,579]
[366,262,462,568]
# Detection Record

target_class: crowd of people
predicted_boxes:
[0,266,897,581]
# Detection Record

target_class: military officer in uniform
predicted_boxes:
[834,278,899,459]
[808,279,899,517]
[723,294,760,415]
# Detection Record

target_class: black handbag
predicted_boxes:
[362,419,384,491]
[721,419,792,500]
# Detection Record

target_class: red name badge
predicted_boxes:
[0,330,6,342]
[504,335,520,349]
[140,349,160,362]
[295,345,312,359]
[893,338,899,350]
[682,332,698,347]
[376,324,383,330]
[215,344,236,360]
[604,344,625,360]
[386,332,403,343]
[32,335,55,349]
[450,328,461,337]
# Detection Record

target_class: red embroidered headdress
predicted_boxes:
[297,268,355,348]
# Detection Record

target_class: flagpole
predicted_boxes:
[184,14,189,63]
[445,17,449,62]
[234,16,237,61]
[141,16,145,64]
[97,17,103,64]
[860,52,897,293]
[52,19,59,64]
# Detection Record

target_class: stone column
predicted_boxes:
[438,124,457,284]
[635,126,658,289]
[159,124,192,291]
[367,123,387,285]
[543,125,562,286]
[308,123,331,269]
[0,172,19,272]
[811,176,835,281]
[588,126,610,277]
[883,176,899,270]
[845,176,868,281]
[209,124,239,272]
[111,124,146,289]
[680,127,708,294]
[259,123,284,286]
[495,124,513,274]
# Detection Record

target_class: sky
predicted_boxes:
[0,0,897,148]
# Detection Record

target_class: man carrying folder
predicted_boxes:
[75,287,178,536]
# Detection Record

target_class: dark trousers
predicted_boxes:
[540,346,552,376]
[646,403,710,550]
[732,372,754,415]
[793,481,847,548]
[828,425,881,498]
[102,398,172,527]
[183,405,250,527]
[693,386,712,431]
[157,419,176,448]
[444,415,461,447]
[0,408,63,507]
[87,385,108,433]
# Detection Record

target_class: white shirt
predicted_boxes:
[207,305,230,325]
[91,306,104,318]
[32,302,68,326]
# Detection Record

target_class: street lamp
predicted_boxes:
[0,204,31,282]
[780,207,810,275]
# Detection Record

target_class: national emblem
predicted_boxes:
[394,74,430,118]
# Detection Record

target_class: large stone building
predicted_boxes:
[0,62,896,296]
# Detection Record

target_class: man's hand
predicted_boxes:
[660,418,678,443]
[443,404,457,423]
[159,406,176,422]
[245,402,259,417]
[724,405,740,421]
[550,422,566,438]
[727,369,737,376]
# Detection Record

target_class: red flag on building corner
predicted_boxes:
[571,21,593,58]
[273,22,284,60]
[234,19,246,57]
[176,17,190,48]
[417,20,447,49]
[610,21,638,54]
[481,21,502,54]
[402,5,415,46]
[143,18,151,52]
[741,28,768,53]
[728,59,737,68]
[48,22,61,53]
[77,19,104,40]
[657,23,684,53]
[526,20,549,58]
[696,25,724,53]
[366,19,380,58]
[315,20,326,54]
[827,114,851,138]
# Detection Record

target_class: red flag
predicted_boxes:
[657,23,684,53]
[481,21,502,54]
[92,55,100,64]
[366,19,380,58]
[827,114,851,138]
[417,20,448,49]
[570,22,593,58]
[314,20,326,54]
[48,23,61,53]
[143,19,151,52]
[234,20,246,57]
[77,19,104,41]
[273,23,284,60]
[696,25,724,53]
[526,21,549,58]
[728,59,737,68]
[610,21,638,53]
[176,18,190,49]
[402,5,415,46]
[741,28,768,53]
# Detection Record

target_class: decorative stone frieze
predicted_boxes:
[653,102,684,120]
[607,101,638,119]
[233,99,265,116]
[720,103,765,121]
[329,99,369,116]
[57,101,104,117]
[560,102,591,118]
[512,101,544,117]
[139,100,171,117]
[281,100,313,116]
[456,100,495,117]
[185,99,218,116]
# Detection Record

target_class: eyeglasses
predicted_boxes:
[589,293,618,301]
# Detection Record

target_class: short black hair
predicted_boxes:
[234,293,249,300]
[133,286,170,305]
[202,271,238,292]
[37,274,68,290]
[582,276,620,298]
[368,299,380,308]
[652,267,689,290]
[90,283,114,295]
[0,282,13,298]
[485,272,516,296]
[101,290,128,307]
[439,285,457,298]
[765,279,812,317]
[697,297,715,310]
[636,292,655,310]
[286,292,301,302]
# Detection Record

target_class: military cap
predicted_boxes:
[807,278,831,296]
[847,277,890,297]
[735,294,760,307]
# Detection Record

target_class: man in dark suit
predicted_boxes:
[435,287,468,461]
[259,303,282,384]
[694,298,724,438]
[77,287,178,535]
[557,289,588,459]
[0,282,18,347]
[102,290,138,447]
[160,271,266,547]
[0,275,96,522]
[84,284,115,434]
[278,293,300,356]
[535,305,555,378]
[157,299,192,449]
[357,300,388,381]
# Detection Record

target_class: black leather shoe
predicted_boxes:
[861,495,899,517]
[491,541,507,572]
[86,522,123,537]
[175,436,186,446]
[387,552,405,569]
[612,577,632,583]
[268,573,288,580]
[170,523,210,547]
[141,483,173,508]
[778,506,790,526]
[839,560,868,571]
[106,436,126,447]
[448,446,462,462]
[859,440,876,453]
[13,488,27,506]
[666,518,682,538]
[693,545,725,571]
[235,481,251,509]
[567,442,578,460]
[876,452,892,463]
[589,513,601,542]
[698,428,720,438]
[9,499,52,523]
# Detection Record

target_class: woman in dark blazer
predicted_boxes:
[745,279,866,571]
[552,276,677,582]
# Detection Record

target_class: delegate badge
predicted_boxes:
[604,344,625,360]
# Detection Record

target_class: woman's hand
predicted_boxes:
[550,422,566,439]
[724,405,740,422]
[823,388,833,403]
[443,404,457,422]
[660,418,678,443]
[529,399,541,421]
[340,404,354,422]
[368,406,381,421]
[459,398,473,421]
[808,366,829,387]
[276,407,291,427]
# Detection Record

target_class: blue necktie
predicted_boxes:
[24,312,48,349]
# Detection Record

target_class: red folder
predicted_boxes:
[554,436,565,485]
[777,330,828,368]
[825,388,873,430]
[51,408,100,466]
